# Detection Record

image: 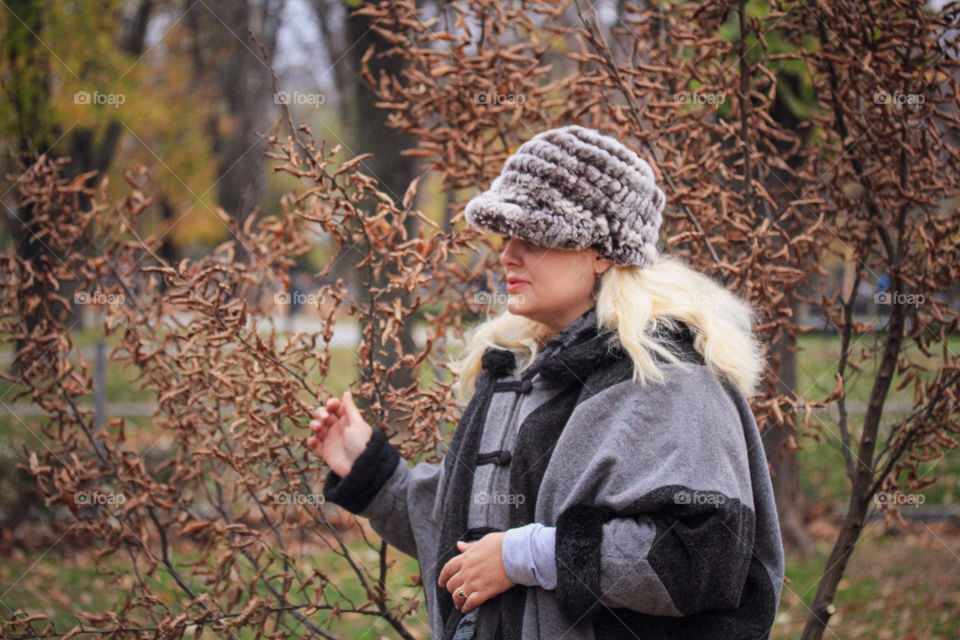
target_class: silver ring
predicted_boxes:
[456,588,468,600]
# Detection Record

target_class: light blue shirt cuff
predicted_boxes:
[501,523,557,590]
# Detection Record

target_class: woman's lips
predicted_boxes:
[506,279,528,293]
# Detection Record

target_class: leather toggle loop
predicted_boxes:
[476,450,512,466]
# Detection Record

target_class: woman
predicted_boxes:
[307,125,785,639]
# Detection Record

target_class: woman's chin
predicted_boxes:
[507,300,529,317]
[507,302,539,322]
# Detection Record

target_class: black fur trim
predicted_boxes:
[538,331,622,386]
[321,429,400,514]
[555,504,615,625]
[642,486,755,614]
[436,371,499,636]
[481,348,517,377]
[591,555,778,639]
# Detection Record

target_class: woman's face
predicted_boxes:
[498,235,611,334]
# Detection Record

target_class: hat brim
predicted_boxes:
[464,193,585,252]
[464,194,523,236]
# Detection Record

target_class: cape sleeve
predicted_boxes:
[547,363,757,622]
[322,429,445,560]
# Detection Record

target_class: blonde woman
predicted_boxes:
[307,125,784,640]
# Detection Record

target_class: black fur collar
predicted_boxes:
[480,309,701,385]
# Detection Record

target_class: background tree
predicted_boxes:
[182,0,285,228]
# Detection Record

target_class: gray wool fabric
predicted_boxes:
[464,124,666,268]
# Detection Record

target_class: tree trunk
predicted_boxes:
[344,0,421,425]
[761,323,813,557]
[760,68,815,557]
[2,0,56,377]
[184,0,283,251]
[801,277,908,639]
[799,493,870,640]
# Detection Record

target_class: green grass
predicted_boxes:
[797,419,960,507]
[1,548,184,636]
[1,534,430,639]
[793,331,960,405]
[773,531,960,639]
[792,331,960,508]
[305,544,428,638]
[5,520,956,639]
[775,542,880,636]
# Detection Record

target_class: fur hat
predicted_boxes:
[464,125,666,268]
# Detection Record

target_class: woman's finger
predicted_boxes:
[444,571,466,599]
[312,425,329,442]
[314,406,341,433]
[461,590,484,614]
[329,413,349,436]
[437,555,462,588]
[325,396,343,417]
[341,390,364,426]
[309,417,330,436]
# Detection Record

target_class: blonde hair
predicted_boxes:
[449,257,765,401]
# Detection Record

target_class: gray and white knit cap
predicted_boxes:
[464,124,666,268]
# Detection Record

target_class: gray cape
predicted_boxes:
[324,311,784,639]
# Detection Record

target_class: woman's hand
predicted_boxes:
[306,390,373,477]
[438,533,516,614]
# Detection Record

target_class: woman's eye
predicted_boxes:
[498,236,540,252]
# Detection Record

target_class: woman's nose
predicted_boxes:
[499,237,522,267]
